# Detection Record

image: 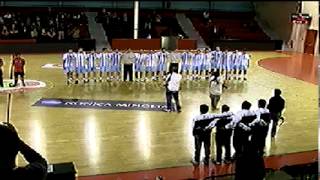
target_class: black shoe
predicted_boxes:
[177,109,182,113]
[244,78,247,81]
[75,80,78,84]
[22,83,26,87]
[203,159,209,166]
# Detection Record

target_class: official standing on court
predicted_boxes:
[164,66,182,112]
[121,49,135,82]
[267,89,285,138]
[0,57,3,87]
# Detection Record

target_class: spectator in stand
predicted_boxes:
[203,11,210,23]
[9,24,19,39]
[57,23,65,40]
[1,25,10,39]
[30,27,38,39]
[47,27,56,40]
[40,28,47,41]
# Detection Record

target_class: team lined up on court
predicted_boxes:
[62,47,251,84]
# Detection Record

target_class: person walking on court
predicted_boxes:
[163,66,182,112]
[209,70,226,110]
[267,89,285,138]
[0,57,3,87]
[11,53,26,87]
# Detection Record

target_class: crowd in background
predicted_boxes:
[0,9,90,41]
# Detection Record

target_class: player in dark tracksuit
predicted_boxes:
[205,104,233,165]
[191,104,232,166]
[250,99,271,155]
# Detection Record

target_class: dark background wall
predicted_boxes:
[253,1,298,42]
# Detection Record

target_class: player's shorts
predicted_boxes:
[14,72,24,78]
[87,66,96,72]
[145,66,152,72]
[110,65,120,72]
[192,65,201,72]
[76,67,87,74]
[239,65,248,71]
[157,63,166,72]
[181,64,190,71]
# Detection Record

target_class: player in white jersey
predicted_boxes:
[180,49,194,80]
[86,50,97,82]
[75,48,88,84]
[134,50,142,82]
[62,49,76,85]
[144,50,153,81]
[192,49,202,80]
[231,50,242,80]
[94,50,103,82]
[99,48,109,81]
[203,48,212,79]
[151,50,159,81]
[211,47,223,75]
[239,51,250,81]
[157,48,169,80]
[222,50,233,80]
[110,49,122,81]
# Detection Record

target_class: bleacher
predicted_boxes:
[186,11,270,48]
[96,9,187,43]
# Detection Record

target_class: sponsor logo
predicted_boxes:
[33,98,170,112]
[0,79,46,93]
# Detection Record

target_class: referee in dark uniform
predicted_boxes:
[0,57,3,87]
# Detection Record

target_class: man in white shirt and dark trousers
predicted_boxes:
[249,99,271,155]
[226,101,256,160]
[205,104,233,165]
[209,71,226,110]
[164,66,182,112]
[191,104,232,166]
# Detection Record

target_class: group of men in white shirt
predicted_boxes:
[62,47,250,84]
[191,99,272,168]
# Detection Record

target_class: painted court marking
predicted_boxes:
[0,79,46,93]
[33,98,170,112]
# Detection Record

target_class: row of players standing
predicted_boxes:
[62,47,251,84]
[192,89,285,179]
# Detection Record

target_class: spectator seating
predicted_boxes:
[186,11,270,47]
[0,7,90,42]
[96,9,187,43]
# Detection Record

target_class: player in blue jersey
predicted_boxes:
[110,49,122,81]
[192,49,202,80]
[75,48,88,84]
[157,48,169,80]
[239,51,250,81]
[62,49,76,85]
[86,50,97,82]
[180,49,194,80]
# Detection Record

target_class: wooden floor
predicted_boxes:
[0,51,318,176]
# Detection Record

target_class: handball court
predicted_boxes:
[0,51,318,179]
